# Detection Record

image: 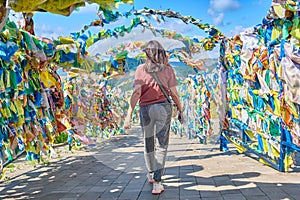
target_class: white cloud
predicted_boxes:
[212,13,224,26]
[252,0,264,5]
[193,44,220,59]
[73,3,99,14]
[88,29,186,56]
[35,24,67,39]
[40,24,52,32]
[38,32,60,40]
[207,8,215,16]
[208,0,241,26]
[56,26,65,32]
[209,0,241,12]
[154,19,194,34]
[228,25,248,37]
[192,35,205,41]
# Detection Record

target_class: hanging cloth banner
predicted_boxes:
[220,0,300,172]
[72,7,225,51]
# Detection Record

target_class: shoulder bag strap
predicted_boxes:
[150,72,172,103]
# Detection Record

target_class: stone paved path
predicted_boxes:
[1,125,300,200]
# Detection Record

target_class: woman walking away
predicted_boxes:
[124,40,184,195]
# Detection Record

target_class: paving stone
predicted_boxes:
[99,190,122,199]
[89,187,106,194]
[46,188,70,193]
[118,191,140,199]
[158,188,179,199]
[240,187,265,196]
[265,192,294,200]
[70,185,92,193]
[222,193,247,200]
[200,191,222,198]
[201,197,224,200]
[161,198,180,200]
[61,192,83,198]
[78,192,101,199]
[214,180,235,187]
[137,191,159,200]
[125,183,145,191]
[242,196,270,200]
[289,193,300,200]
[36,193,67,200]
[196,177,215,185]
[179,189,200,198]
[220,189,242,195]
[96,197,118,200]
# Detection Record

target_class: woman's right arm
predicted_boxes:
[124,84,142,129]
[169,86,182,113]
[170,86,184,123]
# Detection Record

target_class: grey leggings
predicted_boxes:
[140,101,172,182]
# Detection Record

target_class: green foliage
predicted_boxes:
[40,157,50,166]
[5,164,15,169]
[3,176,10,182]
[54,132,68,144]
[172,65,196,79]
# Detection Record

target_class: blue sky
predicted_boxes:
[26,0,271,38]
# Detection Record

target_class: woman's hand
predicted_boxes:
[123,115,132,129]
[178,112,184,124]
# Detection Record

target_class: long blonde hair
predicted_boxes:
[144,40,168,72]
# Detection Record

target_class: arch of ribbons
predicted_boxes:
[0,0,299,178]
